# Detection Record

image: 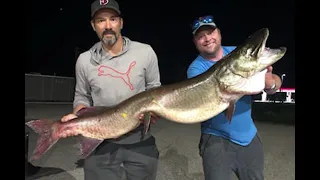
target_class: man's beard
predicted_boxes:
[101,29,118,46]
[202,44,220,58]
[102,35,117,46]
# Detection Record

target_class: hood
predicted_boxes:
[89,36,131,64]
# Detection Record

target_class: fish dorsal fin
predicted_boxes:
[77,106,113,117]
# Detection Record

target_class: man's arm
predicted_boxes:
[145,46,161,89]
[73,57,93,113]
[138,46,161,123]
[61,57,92,122]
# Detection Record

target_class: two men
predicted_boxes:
[61,2,282,179]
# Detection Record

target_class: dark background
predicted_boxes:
[28,0,295,87]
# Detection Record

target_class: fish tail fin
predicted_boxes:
[25,119,59,161]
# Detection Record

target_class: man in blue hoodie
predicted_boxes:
[187,15,282,180]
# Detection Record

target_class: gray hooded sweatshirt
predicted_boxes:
[73,37,161,144]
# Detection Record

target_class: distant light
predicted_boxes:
[60,8,63,11]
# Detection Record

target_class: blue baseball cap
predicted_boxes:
[191,15,217,35]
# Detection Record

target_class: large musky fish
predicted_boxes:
[26,28,287,161]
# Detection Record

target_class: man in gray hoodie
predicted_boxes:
[61,0,161,179]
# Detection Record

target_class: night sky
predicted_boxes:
[29,0,295,87]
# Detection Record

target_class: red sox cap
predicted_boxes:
[91,0,121,18]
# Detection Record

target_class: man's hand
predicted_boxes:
[264,66,282,94]
[265,66,275,89]
[138,112,160,124]
[61,113,78,122]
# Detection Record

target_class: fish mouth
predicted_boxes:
[247,28,287,72]
[258,46,287,72]
[229,28,287,78]
[246,28,269,58]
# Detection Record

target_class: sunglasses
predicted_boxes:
[191,15,214,31]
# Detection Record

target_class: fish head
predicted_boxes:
[231,28,287,77]
[216,28,287,96]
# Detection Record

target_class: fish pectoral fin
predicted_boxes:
[224,101,236,123]
[78,136,104,159]
[143,112,151,135]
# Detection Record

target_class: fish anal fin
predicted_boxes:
[143,112,151,134]
[225,101,236,123]
[78,136,104,158]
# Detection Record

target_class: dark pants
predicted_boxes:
[199,133,264,180]
[84,136,159,180]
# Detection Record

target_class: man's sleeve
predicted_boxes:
[187,61,204,79]
[73,56,92,109]
[145,46,161,90]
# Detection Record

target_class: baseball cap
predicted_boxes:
[191,15,217,35]
[91,0,121,18]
